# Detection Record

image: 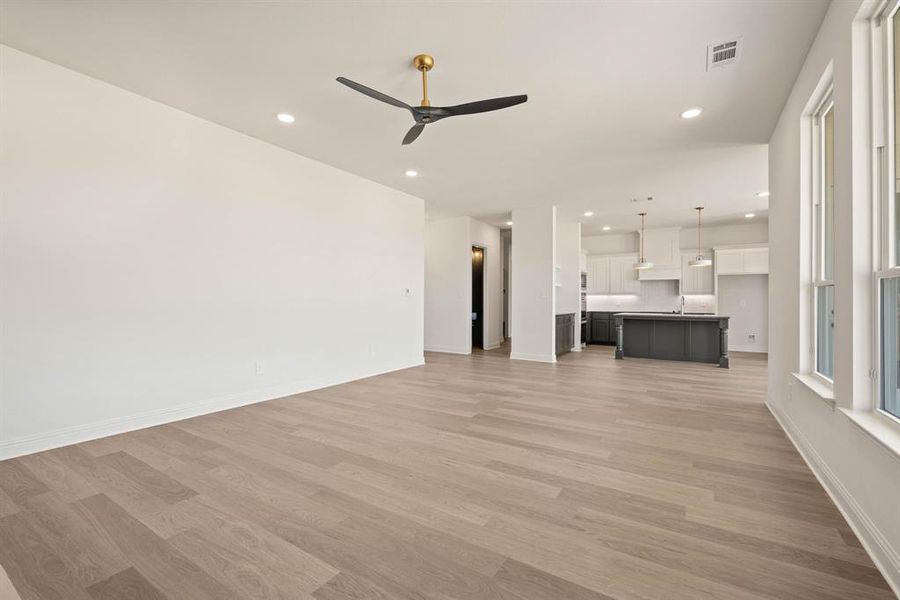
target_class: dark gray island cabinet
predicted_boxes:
[556,313,575,356]
[614,313,730,368]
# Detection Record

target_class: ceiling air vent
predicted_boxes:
[707,38,742,70]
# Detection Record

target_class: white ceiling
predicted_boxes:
[0,1,826,234]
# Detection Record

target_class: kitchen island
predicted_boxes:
[613,313,730,368]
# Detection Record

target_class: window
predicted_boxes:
[880,279,900,417]
[876,2,900,421]
[813,95,835,381]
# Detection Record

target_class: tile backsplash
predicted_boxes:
[586,280,715,313]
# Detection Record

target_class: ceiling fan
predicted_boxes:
[336,54,527,145]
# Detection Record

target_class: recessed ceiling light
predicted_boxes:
[276,113,295,124]
[584,211,594,217]
[745,213,756,219]
[405,170,418,178]
[680,107,703,119]
[602,225,612,231]
[756,191,770,197]
[505,221,513,226]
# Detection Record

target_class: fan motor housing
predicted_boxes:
[413,54,434,72]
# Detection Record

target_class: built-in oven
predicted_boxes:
[580,271,587,314]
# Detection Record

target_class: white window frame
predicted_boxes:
[873,0,900,428]
[811,90,835,386]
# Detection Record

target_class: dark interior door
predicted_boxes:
[472,246,484,349]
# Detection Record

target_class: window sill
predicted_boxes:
[839,408,900,462]
[791,372,836,408]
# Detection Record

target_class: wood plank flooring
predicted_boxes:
[0,345,894,600]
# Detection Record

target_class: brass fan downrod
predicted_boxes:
[413,54,434,107]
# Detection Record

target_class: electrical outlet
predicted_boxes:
[748,333,756,342]
[255,360,265,376]
[402,287,413,297]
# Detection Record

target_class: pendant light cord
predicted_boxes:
[698,208,701,250]
[696,207,703,255]
[639,213,646,261]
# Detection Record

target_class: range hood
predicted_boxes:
[636,227,682,281]
[637,265,681,281]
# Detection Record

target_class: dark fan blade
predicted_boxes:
[441,95,527,117]
[336,77,411,110]
[402,123,425,145]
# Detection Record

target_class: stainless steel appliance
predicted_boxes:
[580,271,587,313]
[580,271,588,347]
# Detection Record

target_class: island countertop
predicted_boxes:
[614,312,728,322]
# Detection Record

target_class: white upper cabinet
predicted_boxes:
[680,252,714,294]
[586,255,610,294]
[638,228,681,280]
[715,246,769,275]
[608,254,640,294]
[585,254,638,294]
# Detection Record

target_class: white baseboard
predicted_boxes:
[766,397,900,597]
[730,346,768,353]
[0,360,424,461]
[510,352,556,363]
[424,345,471,355]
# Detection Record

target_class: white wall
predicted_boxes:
[511,206,556,362]
[767,0,900,592]
[556,221,582,349]
[0,46,425,459]
[582,232,637,255]
[424,217,470,354]
[424,216,502,353]
[680,222,768,248]
[717,275,768,352]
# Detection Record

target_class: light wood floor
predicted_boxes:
[0,345,894,600]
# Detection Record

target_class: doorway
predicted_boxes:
[501,229,510,340]
[472,246,484,349]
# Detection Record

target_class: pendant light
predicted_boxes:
[688,206,713,267]
[634,212,654,270]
